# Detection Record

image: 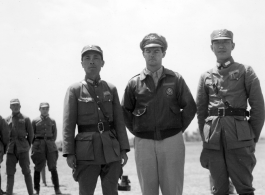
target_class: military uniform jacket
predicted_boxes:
[32,115,58,153]
[196,59,265,150]
[5,113,34,154]
[0,115,10,159]
[63,77,130,165]
[122,67,197,140]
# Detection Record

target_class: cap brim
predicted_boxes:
[82,49,102,55]
[212,37,232,41]
[40,105,49,108]
[10,102,20,105]
[144,43,163,48]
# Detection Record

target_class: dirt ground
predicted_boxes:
[1,140,264,195]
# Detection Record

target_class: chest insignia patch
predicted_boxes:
[103,91,111,96]
[19,119,25,123]
[166,87,174,96]
[229,69,239,79]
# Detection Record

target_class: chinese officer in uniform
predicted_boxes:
[62,45,130,195]
[31,102,62,194]
[196,29,265,195]
[5,99,35,195]
[0,115,9,195]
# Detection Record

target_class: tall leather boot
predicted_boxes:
[0,174,4,195]
[33,171,40,194]
[6,175,14,195]
[51,170,62,194]
[24,173,34,195]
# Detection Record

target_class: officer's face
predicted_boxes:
[211,39,235,62]
[10,104,21,114]
[143,47,166,67]
[39,107,49,116]
[81,51,104,78]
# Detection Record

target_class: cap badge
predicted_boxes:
[146,34,157,40]
[166,87,173,96]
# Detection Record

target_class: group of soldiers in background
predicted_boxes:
[0,100,62,195]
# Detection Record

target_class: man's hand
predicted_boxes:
[67,154,76,169]
[121,150,128,167]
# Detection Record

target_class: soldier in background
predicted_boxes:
[5,99,34,195]
[0,115,9,195]
[196,29,265,195]
[63,45,130,195]
[31,102,62,194]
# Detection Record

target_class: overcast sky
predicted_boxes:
[1,0,265,140]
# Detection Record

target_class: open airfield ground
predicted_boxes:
[1,140,264,195]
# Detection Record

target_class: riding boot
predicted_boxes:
[6,175,14,195]
[33,171,40,194]
[51,170,62,194]
[24,173,34,195]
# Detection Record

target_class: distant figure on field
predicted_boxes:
[5,99,34,195]
[31,102,62,194]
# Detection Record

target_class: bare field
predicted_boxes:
[1,140,264,195]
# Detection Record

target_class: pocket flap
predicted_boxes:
[75,134,93,141]
[132,108,146,116]
[78,97,94,103]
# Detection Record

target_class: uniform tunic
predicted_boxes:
[31,115,58,172]
[5,112,34,175]
[0,115,9,163]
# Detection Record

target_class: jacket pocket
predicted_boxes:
[75,134,94,160]
[132,107,146,116]
[78,98,95,115]
[234,116,252,141]
[203,116,214,142]
[102,92,113,118]
[109,131,120,156]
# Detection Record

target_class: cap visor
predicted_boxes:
[144,43,163,48]
[212,37,232,40]
[10,102,20,105]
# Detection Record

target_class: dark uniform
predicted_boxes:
[63,45,130,195]
[0,115,9,194]
[196,29,265,195]
[31,102,61,194]
[5,99,34,195]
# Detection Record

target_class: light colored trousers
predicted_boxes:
[135,132,185,195]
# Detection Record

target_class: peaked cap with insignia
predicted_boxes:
[140,33,168,51]
[211,29,233,43]
[81,45,103,60]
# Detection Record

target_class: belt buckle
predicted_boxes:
[98,122,104,134]
[218,107,225,117]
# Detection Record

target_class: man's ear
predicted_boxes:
[101,60,105,68]
[210,44,214,52]
[162,51,166,58]
[232,43,235,50]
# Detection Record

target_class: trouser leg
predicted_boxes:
[24,173,34,195]
[100,161,121,195]
[41,166,46,186]
[6,175,14,195]
[157,132,185,195]
[134,137,159,195]
[51,169,62,194]
[74,164,101,195]
[34,171,41,194]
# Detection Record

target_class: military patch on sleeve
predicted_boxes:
[166,87,174,96]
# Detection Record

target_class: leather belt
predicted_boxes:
[208,107,249,117]
[35,137,53,140]
[78,122,114,133]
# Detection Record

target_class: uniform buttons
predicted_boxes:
[98,108,100,110]
[97,96,99,98]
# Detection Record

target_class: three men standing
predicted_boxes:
[5,99,34,195]
[122,33,196,195]
[31,102,62,194]
[62,45,130,195]
[196,29,265,195]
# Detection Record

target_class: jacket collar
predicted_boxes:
[139,66,175,80]
[216,56,234,70]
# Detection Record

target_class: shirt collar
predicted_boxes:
[12,112,20,118]
[85,75,101,86]
[41,115,49,119]
[216,57,234,70]
[144,66,164,78]
[140,66,175,80]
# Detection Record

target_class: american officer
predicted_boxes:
[31,102,62,194]
[62,45,130,195]
[196,29,265,195]
[121,33,196,195]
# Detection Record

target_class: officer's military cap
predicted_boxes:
[39,102,49,108]
[211,29,233,42]
[140,33,168,51]
[81,45,103,60]
[10,98,20,105]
